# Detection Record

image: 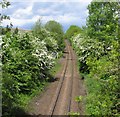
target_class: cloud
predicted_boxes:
[37,8,61,16]
[9,0,92,3]
[2,1,92,31]
[12,5,33,19]
[2,15,40,28]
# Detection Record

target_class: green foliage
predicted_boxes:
[32,18,43,38]
[32,20,65,51]
[71,33,119,115]
[0,0,11,35]
[1,15,64,116]
[87,1,119,42]
[68,112,80,116]
[13,27,19,34]
[45,20,65,51]
[49,58,62,77]
[64,25,82,39]
[0,0,10,23]
[45,20,64,35]
[2,20,63,116]
[75,96,83,103]
[70,1,119,116]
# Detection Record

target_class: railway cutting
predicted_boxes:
[28,40,86,116]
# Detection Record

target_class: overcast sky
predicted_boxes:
[1,0,92,31]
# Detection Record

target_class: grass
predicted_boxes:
[76,54,84,79]
[49,58,62,77]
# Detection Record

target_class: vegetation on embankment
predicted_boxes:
[1,0,119,116]
[2,26,64,117]
[1,1,65,116]
[66,1,119,116]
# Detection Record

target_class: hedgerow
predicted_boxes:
[70,1,119,116]
[2,22,64,116]
[71,33,119,115]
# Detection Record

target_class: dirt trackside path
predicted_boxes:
[27,40,86,116]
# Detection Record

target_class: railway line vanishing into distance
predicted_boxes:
[28,40,86,116]
[48,40,74,115]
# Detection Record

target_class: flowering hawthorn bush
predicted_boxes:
[2,28,60,116]
[70,33,119,115]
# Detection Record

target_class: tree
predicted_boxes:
[0,0,12,35]
[64,25,82,39]
[0,0,10,25]
[82,1,119,115]
[45,20,64,36]
[32,18,43,37]
[45,20,65,51]
[14,27,19,34]
[87,1,119,42]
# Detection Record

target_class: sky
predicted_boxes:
[1,0,93,31]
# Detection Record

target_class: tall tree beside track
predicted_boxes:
[45,20,65,51]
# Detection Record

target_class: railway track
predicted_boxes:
[48,40,75,116]
[27,40,85,116]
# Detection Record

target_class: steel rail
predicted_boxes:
[48,40,70,116]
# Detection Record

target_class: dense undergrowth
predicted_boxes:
[70,34,119,115]
[1,17,64,116]
[1,0,120,116]
[68,1,119,116]
[0,1,65,116]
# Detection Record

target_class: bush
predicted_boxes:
[2,28,60,116]
[70,32,119,115]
